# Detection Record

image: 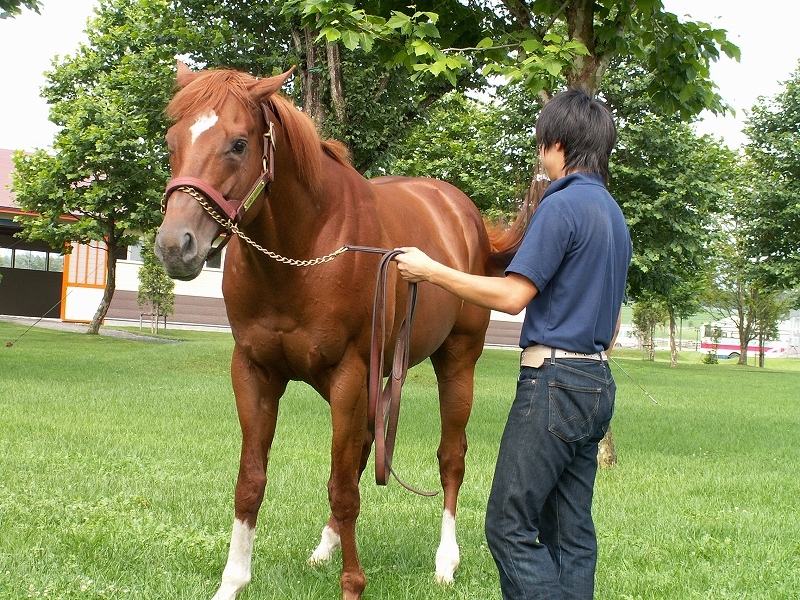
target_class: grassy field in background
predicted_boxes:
[1,322,799,599]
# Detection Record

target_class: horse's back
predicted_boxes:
[369,176,490,275]
[365,175,492,363]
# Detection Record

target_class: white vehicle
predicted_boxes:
[700,320,797,359]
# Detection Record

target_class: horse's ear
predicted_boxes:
[175,60,198,89]
[250,67,296,102]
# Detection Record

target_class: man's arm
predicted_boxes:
[394,247,538,315]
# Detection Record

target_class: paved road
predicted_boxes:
[0,315,179,343]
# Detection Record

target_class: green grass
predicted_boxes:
[1,323,799,599]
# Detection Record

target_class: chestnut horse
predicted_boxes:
[155,63,520,600]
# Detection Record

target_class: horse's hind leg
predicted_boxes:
[429,328,484,584]
[309,428,373,564]
[212,346,287,600]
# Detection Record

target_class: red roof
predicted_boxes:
[0,148,19,210]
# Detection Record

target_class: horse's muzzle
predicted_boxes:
[154,226,207,281]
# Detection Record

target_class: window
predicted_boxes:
[13,249,48,271]
[48,253,64,272]
[1,248,65,271]
[128,240,144,262]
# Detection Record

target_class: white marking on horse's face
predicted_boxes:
[435,509,460,584]
[308,524,341,564]
[212,518,254,600]
[190,110,219,146]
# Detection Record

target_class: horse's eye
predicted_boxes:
[231,140,247,154]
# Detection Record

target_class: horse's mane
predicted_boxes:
[166,68,353,195]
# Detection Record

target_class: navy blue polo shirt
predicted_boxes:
[507,172,632,354]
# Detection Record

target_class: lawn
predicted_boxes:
[1,322,798,599]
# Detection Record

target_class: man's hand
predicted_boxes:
[394,247,438,283]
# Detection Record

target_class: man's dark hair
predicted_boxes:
[535,89,617,182]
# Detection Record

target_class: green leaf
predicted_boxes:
[520,39,542,53]
[320,26,341,43]
[411,39,436,57]
[386,12,411,33]
[360,32,374,53]
[341,29,360,51]
[414,21,440,40]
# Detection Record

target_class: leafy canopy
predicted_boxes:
[0,0,40,19]
[284,0,740,118]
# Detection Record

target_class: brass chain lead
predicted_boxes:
[175,185,349,267]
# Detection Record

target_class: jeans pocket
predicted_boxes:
[513,371,538,418]
[548,381,601,443]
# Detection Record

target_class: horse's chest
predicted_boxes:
[231,310,354,381]
[223,270,369,378]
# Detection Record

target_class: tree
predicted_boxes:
[703,151,800,367]
[288,0,739,113]
[742,61,800,288]
[703,247,787,367]
[171,0,482,173]
[631,295,667,361]
[11,0,176,334]
[603,59,735,366]
[137,232,174,334]
[374,89,539,215]
[0,0,40,19]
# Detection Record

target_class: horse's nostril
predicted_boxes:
[182,232,195,258]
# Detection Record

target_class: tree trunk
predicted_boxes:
[87,245,116,335]
[564,0,613,94]
[327,42,347,124]
[598,427,617,469]
[669,308,678,367]
[294,25,328,124]
[738,348,748,365]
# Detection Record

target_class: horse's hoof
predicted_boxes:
[435,541,460,585]
[435,572,455,585]
[308,525,341,564]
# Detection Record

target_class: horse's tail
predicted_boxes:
[484,176,548,276]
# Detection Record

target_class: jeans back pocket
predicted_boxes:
[548,381,601,443]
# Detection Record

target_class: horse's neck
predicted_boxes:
[244,167,334,261]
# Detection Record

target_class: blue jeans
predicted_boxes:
[485,358,615,600]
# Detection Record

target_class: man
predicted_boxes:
[394,88,632,599]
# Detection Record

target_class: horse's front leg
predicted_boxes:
[325,360,370,600]
[212,345,288,600]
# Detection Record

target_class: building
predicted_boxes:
[1,148,228,328]
[0,148,66,318]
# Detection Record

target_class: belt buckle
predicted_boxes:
[520,348,545,368]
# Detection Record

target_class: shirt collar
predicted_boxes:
[542,171,604,200]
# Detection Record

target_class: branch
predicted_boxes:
[537,0,571,41]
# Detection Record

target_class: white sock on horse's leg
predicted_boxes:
[212,518,255,600]
[308,524,342,564]
[435,509,460,584]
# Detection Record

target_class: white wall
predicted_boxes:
[115,259,224,298]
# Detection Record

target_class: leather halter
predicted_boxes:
[161,103,277,258]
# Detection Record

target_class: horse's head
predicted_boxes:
[155,62,293,280]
